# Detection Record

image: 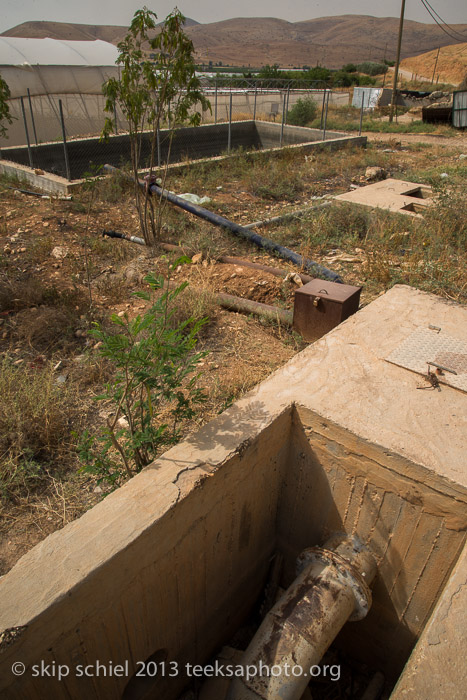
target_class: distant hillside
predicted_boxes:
[401,43,467,86]
[3,15,467,69]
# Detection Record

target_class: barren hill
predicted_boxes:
[3,15,467,69]
[401,43,467,86]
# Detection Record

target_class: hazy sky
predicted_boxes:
[1,0,466,34]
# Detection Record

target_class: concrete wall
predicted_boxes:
[0,122,261,180]
[256,122,348,148]
[0,121,366,193]
[279,406,466,680]
[0,408,292,700]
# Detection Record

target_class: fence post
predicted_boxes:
[320,87,327,130]
[322,90,330,141]
[228,92,232,152]
[253,84,257,121]
[58,99,71,181]
[27,88,38,145]
[280,91,286,147]
[157,128,161,168]
[114,104,118,134]
[20,97,34,168]
[285,86,290,125]
[214,77,218,124]
[359,92,365,136]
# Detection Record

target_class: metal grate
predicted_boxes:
[386,327,467,393]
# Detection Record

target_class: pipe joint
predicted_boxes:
[296,546,372,621]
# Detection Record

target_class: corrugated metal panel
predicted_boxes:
[352,87,382,110]
[452,90,467,129]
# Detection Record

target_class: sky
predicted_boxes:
[1,0,466,34]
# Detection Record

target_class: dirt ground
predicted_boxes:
[0,132,466,573]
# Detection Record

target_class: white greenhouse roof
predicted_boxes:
[0,37,119,67]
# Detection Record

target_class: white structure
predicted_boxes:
[0,37,120,146]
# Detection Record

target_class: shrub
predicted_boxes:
[356,62,388,76]
[287,97,318,127]
[77,261,208,487]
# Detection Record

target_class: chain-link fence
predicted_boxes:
[0,80,353,181]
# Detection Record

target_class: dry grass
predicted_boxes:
[0,357,82,501]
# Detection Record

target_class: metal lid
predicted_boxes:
[298,279,362,302]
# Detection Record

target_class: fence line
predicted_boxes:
[0,83,352,180]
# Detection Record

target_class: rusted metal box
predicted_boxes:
[293,279,362,340]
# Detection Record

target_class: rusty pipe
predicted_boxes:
[227,534,376,700]
[217,293,293,325]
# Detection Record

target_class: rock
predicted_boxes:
[73,354,86,363]
[430,91,443,99]
[284,272,303,287]
[93,486,103,494]
[459,154,467,160]
[440,173,449,179]
[365,166,387,182]
[51,246,68,259]
[34,169,44,175]
[116,417,129,430]
[123,266,142,284]
[55,374,68,384]
[117,310,126,317]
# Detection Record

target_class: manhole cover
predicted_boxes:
[386,327,467,393]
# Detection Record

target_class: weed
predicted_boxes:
[77,261,208,487]
[0,357,80,501]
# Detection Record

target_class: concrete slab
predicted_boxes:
[334,178,433,217]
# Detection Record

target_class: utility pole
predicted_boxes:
[431,47,440,84]
[389,0,406,123]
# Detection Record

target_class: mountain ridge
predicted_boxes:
[2,16,467,69]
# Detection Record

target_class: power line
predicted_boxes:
[419,0,467,43]
[421,0,467,41]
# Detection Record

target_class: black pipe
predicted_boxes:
[103,165,342,283]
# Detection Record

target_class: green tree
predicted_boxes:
[259,64,282,79]
[101,7,210,245]
[0,73,14,139]
[78,261,208,487]
[287,97,318,127]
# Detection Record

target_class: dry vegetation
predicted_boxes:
[0,133,466,573]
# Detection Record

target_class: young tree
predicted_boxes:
[101,7,210,244]
[0,73,14,139]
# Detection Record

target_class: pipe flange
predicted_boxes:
[296,547,372,621]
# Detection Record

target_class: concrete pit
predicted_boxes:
[0,120,366,194]
[0,285,465,699]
